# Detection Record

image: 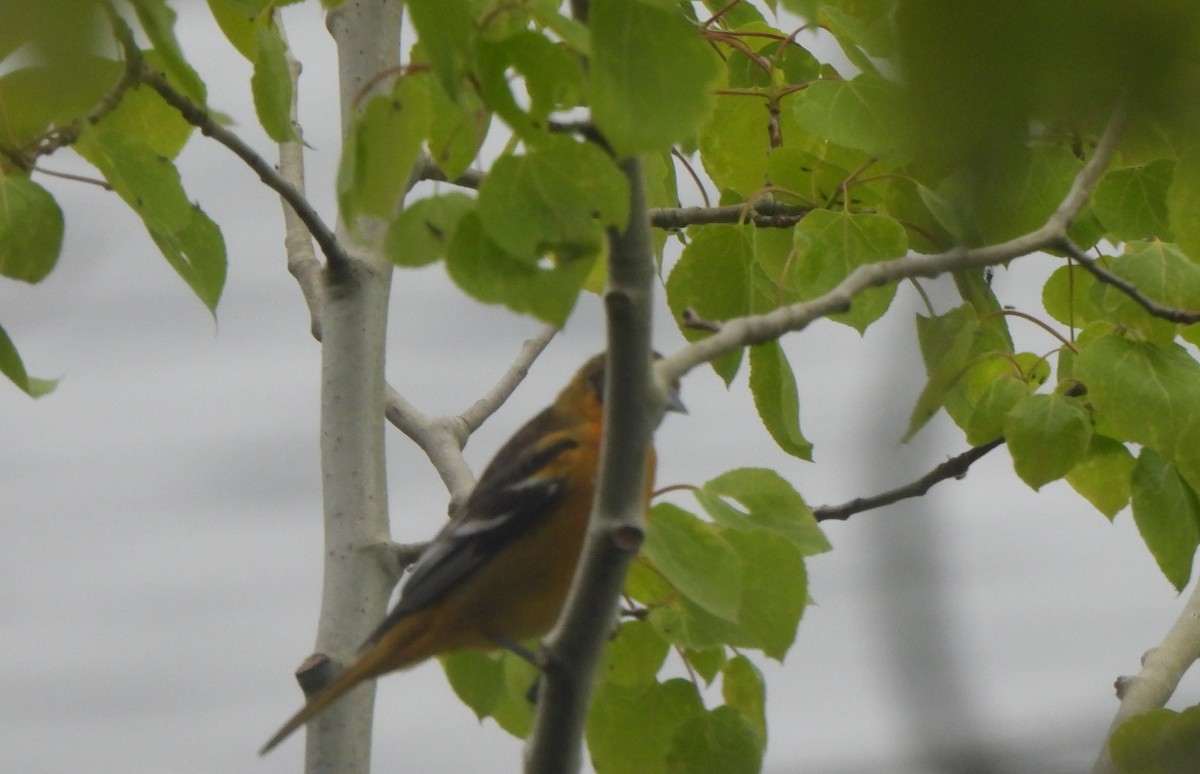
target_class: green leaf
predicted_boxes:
[791,72,906,159]
[587,679,705,774]
[644,504,743,622]
[892,2,1199,175]
[97,81,195,161]
[698,94,772,197]
[963,371,1027,445]
[927,145,1082,246]
[701,1,765,31]
[1043,263,1103,329]
[665,706,763,774]
[817,2,896,58]
[129,0,207,104]
[1073,335,1200,474]
[445,211,592,325]
[440,649,505,720]
[625,556,677,609]
[721,656,766,744]
[75,130,226,311]
[385,193,475,268]
[1110,705,1200,774]
[474,32,582,141]
[337,75,430,222]
[488,649,539,737]
[1066,435,1135,519]
[720,529,806,660]
[1004,393,1093,490]
[527,3,591,55]
[146,203,227,313]
[0,323,57,397]
[440,647,538,737]
[696,467,830,555]
[76,130,189,230]
[406,0,474,98]
[425,63,490,180]
[684,647,727,685]
[250,14,297,142]
[1131,448,1200,591]
[206,0,257,60]
[601,620,670,689]
[51,49,194,161]
[766,147,849,209]
[724,21,821,89]
[748,341,813,459]
[789,208,906,332]
[751,224,801,295]
[1168,144,1200,262]
[591,0,720,156]
[1088,242,1200,346]
[0,60,117,146]
[905,305,979,440]
[0,175,63,283]
[1093,160,1174,242]
[882,177,954,253]
[477,137,628,261]
[651,529,807,660]
[665,224,753,384]
[0,0,107,84]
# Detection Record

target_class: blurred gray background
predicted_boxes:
[3,4,1197,772]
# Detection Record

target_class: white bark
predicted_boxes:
[1091,577,1200,774]
[302,3,403,773]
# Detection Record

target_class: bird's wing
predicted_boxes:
[360,411,579,648]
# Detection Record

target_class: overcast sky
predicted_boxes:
[2,4,1197,773]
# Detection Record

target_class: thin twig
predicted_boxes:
[813,439,1005,522]
[383,329,558,509]
[986,308,1078,352]
[649,200,808,230]
[458,325,559,433]
[136,69,349,269]
[1057,240,1200,324]
[410,150,486,191]
[671,148,711,208]
[18,165,112,189]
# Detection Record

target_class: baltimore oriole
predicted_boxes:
[260,353,683,754]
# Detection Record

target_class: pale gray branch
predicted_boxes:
[384,329,559,509]
[275,21,326,341]
[1049,103,1127,233]
[526,157,660,773]
[1092,577,1200,774]
[299,3,404,772]
[384,384,475,507]
[458,325,559,433]
[657,106,1128,385]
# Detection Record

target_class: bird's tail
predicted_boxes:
[258,632,409,756]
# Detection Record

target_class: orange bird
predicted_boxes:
[261,353,683,754]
